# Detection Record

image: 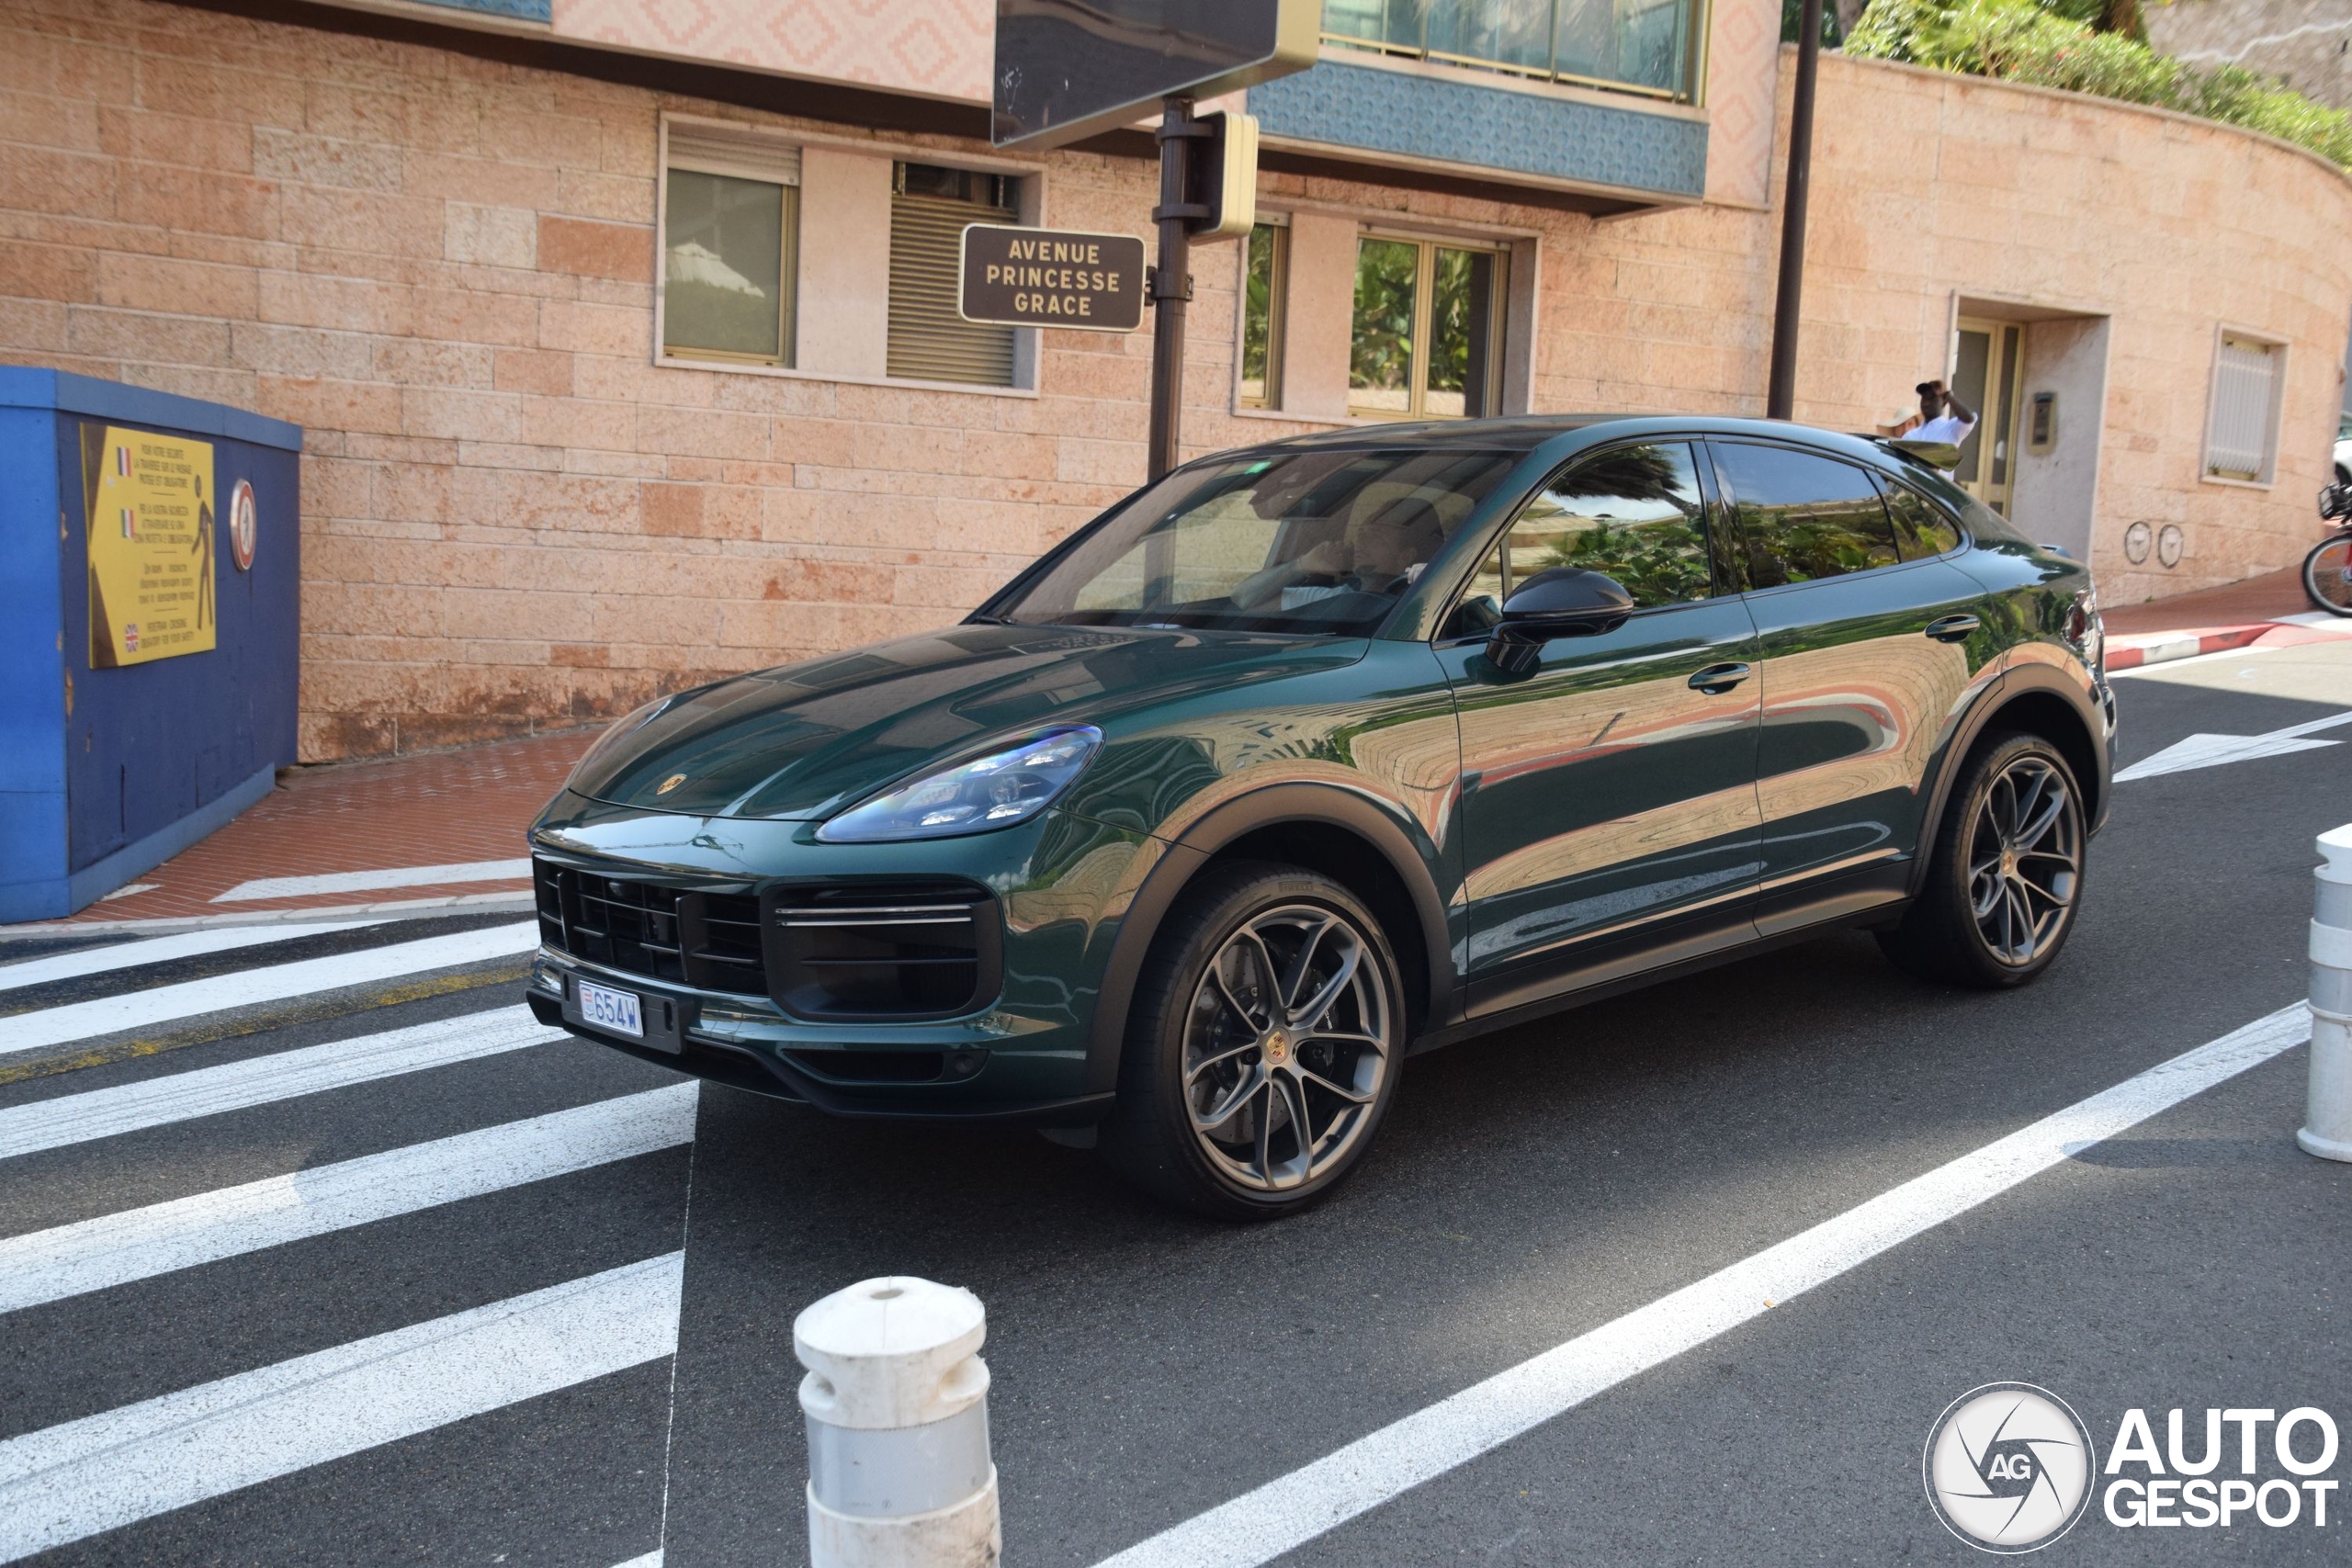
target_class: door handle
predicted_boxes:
[1688,661,1751,694]
[1925,614,1981,643]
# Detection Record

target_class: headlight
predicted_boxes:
[568,695,669,784]
[818,727,1102,843]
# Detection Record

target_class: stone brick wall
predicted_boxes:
[1,2,2346,761]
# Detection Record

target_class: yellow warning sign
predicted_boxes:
[85,423,216,667]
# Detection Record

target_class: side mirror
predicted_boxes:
[1485,568,1634,673]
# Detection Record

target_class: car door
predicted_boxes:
[1703,440,2005,934]
[1434,440,1766,1015]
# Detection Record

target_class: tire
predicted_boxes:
[2304,533,2352,617]
[1877,733,2087,988]
[1099,862,1405,1220]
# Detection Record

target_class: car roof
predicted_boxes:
[1234,413,1900,464]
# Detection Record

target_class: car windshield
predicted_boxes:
[991,446,1519,635]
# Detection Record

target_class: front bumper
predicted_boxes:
[526,789,1157,1121]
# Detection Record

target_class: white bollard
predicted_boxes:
[796,1276,1001,1568]
[2300,823,2352,1162]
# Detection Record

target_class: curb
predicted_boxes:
[2105,624,2271,671]
[0,890,537,941]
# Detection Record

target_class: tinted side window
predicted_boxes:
[1879,479,1964,558]
[1450,444,1713,635]
[1713,444,1899,588]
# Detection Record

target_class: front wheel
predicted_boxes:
[1101,863,1404,1219]
[2304,532,2352,617]
[1878,733,2086,988]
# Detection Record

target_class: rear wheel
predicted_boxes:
[1878,733,2086,988]
[2304,533,2352,617]
[1101,863,1404,1219]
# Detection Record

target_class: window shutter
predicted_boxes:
[2206,335,2277,480]
[888,190,1017,387]
[665,122,800,186]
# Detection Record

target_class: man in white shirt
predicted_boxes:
[1899,378,1977,446]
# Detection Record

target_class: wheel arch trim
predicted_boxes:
[1083,783,1457,1095]
[1907,662,2109,897]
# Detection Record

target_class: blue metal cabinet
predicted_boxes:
[0,369,302,921]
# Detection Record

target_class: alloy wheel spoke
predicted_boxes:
[1238,927,1286,1017]
[1289,943,1363,1033]
[1185,1037,1258,1088]
[2012,788,2067,850]
[1274,1072,1316,1172]
[1193,1067,1265,1134]
[1295,1063,1374,1104]
[1282,915,1339,1011]
[1210,964,1263,1033]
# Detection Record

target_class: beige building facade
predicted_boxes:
[3,0,2349,761]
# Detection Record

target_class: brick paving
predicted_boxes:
[35,728,597,929]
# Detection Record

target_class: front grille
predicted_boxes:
[535,860,767,998]
[772,882,998,1021]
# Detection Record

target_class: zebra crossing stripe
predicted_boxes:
[0,1252,684,1562]
[0,1083,697,1314]
[0,1007,560,1163]
[608,1553,663,1568]
[0,921,541,1056]
[0,920,388,995]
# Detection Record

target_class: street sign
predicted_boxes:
[959,224,1147,333]
[991,0,1318,150]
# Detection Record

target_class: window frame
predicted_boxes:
[1871,473,1973,563]
[2200,323,2288,489]
[1318,0,1712,106]
[1238,218,1289,411]
[650,115,1046,399]
[1433,435,1727,642]
[1701,438,1919,599]
[654,118,801,371]
[1348,229,1510,422]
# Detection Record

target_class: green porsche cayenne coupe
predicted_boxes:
[526,415,2113,1217]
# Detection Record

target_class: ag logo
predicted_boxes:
[1924,1382,2097,1553]
[656,773,687,795]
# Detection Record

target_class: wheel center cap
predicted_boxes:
[2001,847,2020,879]
[1262,1029,1291,1064]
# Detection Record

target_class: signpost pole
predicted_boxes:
[1147,95,1196,483]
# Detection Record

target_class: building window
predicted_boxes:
[1350,233,1506,419]
[1322,0,1702,103]
[2205,331,2283,483]
[1240,220,1287,409]
[888,162,1021,387]
[660,124,798,367]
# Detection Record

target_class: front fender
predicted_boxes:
[1079,780,1459,1095]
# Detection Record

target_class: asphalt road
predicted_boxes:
[2,649,2347,1567]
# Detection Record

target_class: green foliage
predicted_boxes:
[1542,520,1712,606]
[1847,0,2352,170]
[1781,0,1843,48]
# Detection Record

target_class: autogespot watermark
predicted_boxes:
[1925,1387,2342,1551]
[1925,1383,2098,1552]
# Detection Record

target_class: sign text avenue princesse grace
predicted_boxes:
[958,223,1146,333]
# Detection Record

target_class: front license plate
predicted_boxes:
[576,978,643,1038]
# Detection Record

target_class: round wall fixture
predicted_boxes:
[2122,521,2152,563]
[229,479,257,572]
[2157,524,2184,569]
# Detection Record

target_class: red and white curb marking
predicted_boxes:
[2108,614,2352,671]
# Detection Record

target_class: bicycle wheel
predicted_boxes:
[2306,533,2352,616]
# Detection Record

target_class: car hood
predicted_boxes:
[570,623,1363,820]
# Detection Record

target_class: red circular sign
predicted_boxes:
[229,479,257,572]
